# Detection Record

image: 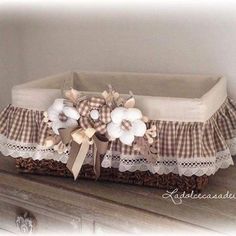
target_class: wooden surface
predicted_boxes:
[0,154,235,235]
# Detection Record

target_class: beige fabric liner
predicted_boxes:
[12,71,227,122]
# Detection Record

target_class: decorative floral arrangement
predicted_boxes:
[43,86,157,179]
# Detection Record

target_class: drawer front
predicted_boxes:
[0,200,82,234]
[94,222,128,235]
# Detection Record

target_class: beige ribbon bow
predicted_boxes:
[59,127,108,180]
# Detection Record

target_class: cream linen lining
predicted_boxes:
[12,71,227,122]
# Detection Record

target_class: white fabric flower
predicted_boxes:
[47,99,80,135]
[107,107,146,145]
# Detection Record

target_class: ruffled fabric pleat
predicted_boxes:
[0,105,47,144]
[0,105,68,163]
[0,98,235,176]
[102,98,236,176]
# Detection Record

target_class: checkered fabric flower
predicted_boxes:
[77,97,112,134]
[107,107,147,145]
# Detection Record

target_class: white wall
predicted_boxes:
[0,18,23,109]
[1,1,236,109]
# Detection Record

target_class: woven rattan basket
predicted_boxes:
[15,158,209,192]
[1,71,235,192]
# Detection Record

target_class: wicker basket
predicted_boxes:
[15,157,209,192]
[0,71,235,193]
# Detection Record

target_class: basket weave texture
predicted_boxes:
[15,158,209,192]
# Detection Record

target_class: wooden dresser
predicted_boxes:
[0,154,235,235]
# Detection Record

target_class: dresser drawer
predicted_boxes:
[0,200,82,234]
[94,222,128,235]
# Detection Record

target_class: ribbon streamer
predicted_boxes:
[93,133,109,179]
[58,127,108,180]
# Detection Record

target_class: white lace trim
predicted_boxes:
[101,149,234,176]
[0,134,234,176]
[0,134,96,165]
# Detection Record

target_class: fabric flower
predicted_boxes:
[77,97,111,134]
[47,99,80,135]
[107,107,147,145]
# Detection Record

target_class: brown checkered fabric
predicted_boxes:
[77,97,105,117]
[77,100,90,116]
[100,105,111,124]
[79,116,93,130]
[215,98,236,140]
[0,105,49,145]
[0,98,235,161]
[121,120,132,131]
[89,97,105,108]
[93,121,107,134]
[77,96,111,134]
[107,98,236,158]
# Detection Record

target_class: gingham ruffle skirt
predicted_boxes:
[0,98,235,176]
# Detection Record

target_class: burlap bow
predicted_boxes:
[58,127,108,180]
